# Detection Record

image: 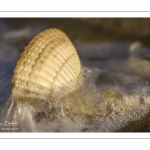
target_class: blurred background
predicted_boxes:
[1,18,150,63]
[1,18,150,44]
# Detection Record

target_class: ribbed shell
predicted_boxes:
[11,28,81,99]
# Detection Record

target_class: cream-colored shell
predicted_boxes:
[11,28,81,100]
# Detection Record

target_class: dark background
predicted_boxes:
[1,18,150,45]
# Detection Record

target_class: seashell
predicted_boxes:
[11,28,82,100]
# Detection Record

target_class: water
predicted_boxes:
[1,64,150,132]
[1,26,150,132]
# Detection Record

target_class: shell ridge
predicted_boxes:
[57,43,78,77]
[12,28,82,100]
[62,44,80,76]
[53,53,77,85]
[28,39,69,85]
[21,33,62,75]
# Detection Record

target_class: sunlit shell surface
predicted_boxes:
[11,28,81,100]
